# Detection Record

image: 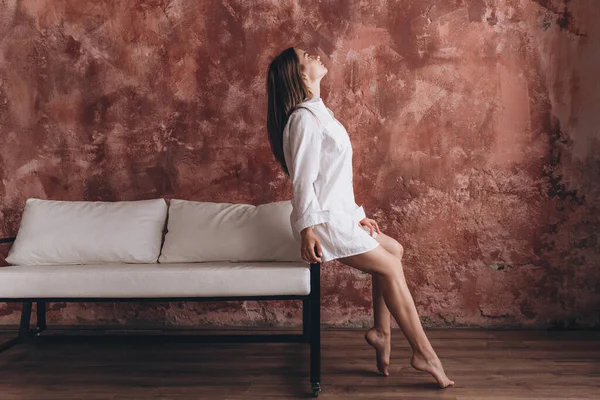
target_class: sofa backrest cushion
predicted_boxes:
[158,199,303,263]
[5,198,168,265]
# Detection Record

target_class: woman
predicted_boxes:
[266,47,454,389]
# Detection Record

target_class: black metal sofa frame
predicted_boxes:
[0,236,322,397]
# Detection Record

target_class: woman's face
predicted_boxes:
[295,48,327,84]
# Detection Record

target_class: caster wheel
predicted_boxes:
[311,382,321,397]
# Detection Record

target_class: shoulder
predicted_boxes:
[287,107,322,131]
[288,107,316,120]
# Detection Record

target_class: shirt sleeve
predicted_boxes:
[287,110,330,236]
[353,204,366,222]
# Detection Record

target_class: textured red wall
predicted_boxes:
[0,0,598,329]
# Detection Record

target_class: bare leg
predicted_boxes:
[338,244,455,388]
[364,232,404,376]
[365,273,392,376]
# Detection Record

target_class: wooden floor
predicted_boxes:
[0,327,598,399]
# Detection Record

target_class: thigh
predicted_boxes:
[336,243,400,277]
[373,231,404,260]
[359,224,404,260]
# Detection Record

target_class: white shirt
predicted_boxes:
[283,96,366,242]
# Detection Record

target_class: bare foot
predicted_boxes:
[410,350,455,388]
[364,328,391,376]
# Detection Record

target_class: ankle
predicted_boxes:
[372,326,391,336]
[412,345,437,361]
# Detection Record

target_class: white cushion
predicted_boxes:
[5,198,168,265]
[159,199,303,263]
[0,262,311,298]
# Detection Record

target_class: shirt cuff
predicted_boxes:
[293,210,331,236]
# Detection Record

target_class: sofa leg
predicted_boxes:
[309,262,321,397]
[18,302,33,342]
[302,298,310,341]
[36,301,47,334]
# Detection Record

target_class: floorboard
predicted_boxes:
[0,327,598,399]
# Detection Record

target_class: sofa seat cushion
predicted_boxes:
[0,262,311,298]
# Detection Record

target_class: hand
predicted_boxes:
[300,227,323,263]
[358,217,381,237]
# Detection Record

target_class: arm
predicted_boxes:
[287,110,329,237]
[351,170,366,222]
[353,204,366,222]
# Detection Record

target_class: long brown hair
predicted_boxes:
[266,47,313,177]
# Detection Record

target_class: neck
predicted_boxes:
[306,83,321,100]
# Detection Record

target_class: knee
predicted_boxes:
[376,261,403,281]
[390,240,404,260]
